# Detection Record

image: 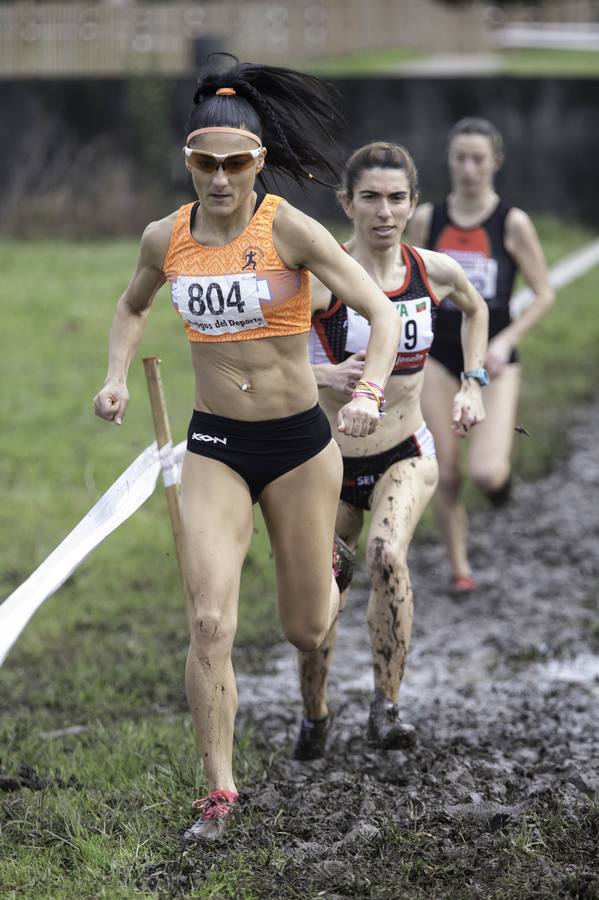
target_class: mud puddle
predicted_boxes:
[209,402,599,897]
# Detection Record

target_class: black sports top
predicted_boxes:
[309,244,440,376]
[426,198,517,350]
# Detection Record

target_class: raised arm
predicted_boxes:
[275,202,401,436]
[93,218,171,425]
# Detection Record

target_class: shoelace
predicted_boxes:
[191,790,238,821]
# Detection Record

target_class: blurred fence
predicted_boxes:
[495,1,599,23]
[493,22,599,51]
[2,75,599,237]
[0,1,488,76]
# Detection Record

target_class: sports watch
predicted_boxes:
[461,368,490,386]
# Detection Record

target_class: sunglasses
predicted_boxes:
[184,146,263,174]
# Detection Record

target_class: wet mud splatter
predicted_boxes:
[196,401,599,897]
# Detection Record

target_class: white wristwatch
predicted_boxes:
[461,368,490,386]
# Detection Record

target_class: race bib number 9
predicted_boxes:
[346,296,433,357]
[171,273,267,336]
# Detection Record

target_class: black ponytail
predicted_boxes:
[185,57,347,188]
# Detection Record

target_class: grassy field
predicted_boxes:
[502,48,599,76]
[301,48,599,76]
[1,219,599,897]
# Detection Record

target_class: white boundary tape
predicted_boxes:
[0,440,186,665]
[510,236,599,318]
[1,238,598,666]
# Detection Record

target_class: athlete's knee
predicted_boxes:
[469,458,509,495]
[188,606,237,651]
[283,616,329,652]
[366,537,408,590]
[436,464,461,501]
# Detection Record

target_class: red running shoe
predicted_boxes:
[452,575,477,593]
[182,789,239,843]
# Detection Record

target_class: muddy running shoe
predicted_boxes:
[368,689,416,750]
[333,534,355,594]
[293,715,330,760]
[182,789,239,843]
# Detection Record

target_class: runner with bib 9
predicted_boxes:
[294,142,488,760]
[409,118,554,593]
[92,59,401,842]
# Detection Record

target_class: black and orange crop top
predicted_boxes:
[426,198,517,344]
[310,244,440,376]
[162,193,312,343]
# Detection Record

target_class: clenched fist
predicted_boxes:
[93,381,129,425]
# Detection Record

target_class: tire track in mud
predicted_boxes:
[222,401,599,896]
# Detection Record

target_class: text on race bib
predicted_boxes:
[346,296,433,357]
[440,250,498,300]
[170,272,267,336]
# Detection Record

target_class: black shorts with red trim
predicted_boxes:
[340,424,436,511]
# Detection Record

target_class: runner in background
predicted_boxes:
[409,118,554,592]
[93,60,401,841]
[294,142,487,759]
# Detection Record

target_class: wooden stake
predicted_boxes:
[143,356,187,594]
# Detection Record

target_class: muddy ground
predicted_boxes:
[148,402,599,899]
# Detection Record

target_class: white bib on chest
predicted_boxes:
[170,272,268,336]
[442,250,498,300]
[346,295,433,357]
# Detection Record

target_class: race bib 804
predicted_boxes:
[170,272,267,336]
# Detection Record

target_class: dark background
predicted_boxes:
[2,75,598,235]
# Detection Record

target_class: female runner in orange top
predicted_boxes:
[409,118,553,591]
[93,60,401,842]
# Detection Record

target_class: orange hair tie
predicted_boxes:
[216,87,236,96]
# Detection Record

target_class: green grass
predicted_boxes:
[0,717,266,898]
[300,47,599,77]
[515,218,599,475]
[0,222,598,895]
[503,48,599,76]
[301,47,423,75]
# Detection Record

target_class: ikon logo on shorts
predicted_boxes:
[191,433,228,445]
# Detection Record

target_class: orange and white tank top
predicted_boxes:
[162,194,312,343]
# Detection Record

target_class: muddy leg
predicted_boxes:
[295,500,363,719]
[367,457,438,703]
[180,453,255,793]
[422,357,471,581]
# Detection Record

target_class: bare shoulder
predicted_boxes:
[412,201,434,225]
[140,211,178,268]
[407,202,434,244]
[415,246,461,283]
[504,206,543,260]
[273,198,316,241]
[273,198,335,268]
[505,206,534,236]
